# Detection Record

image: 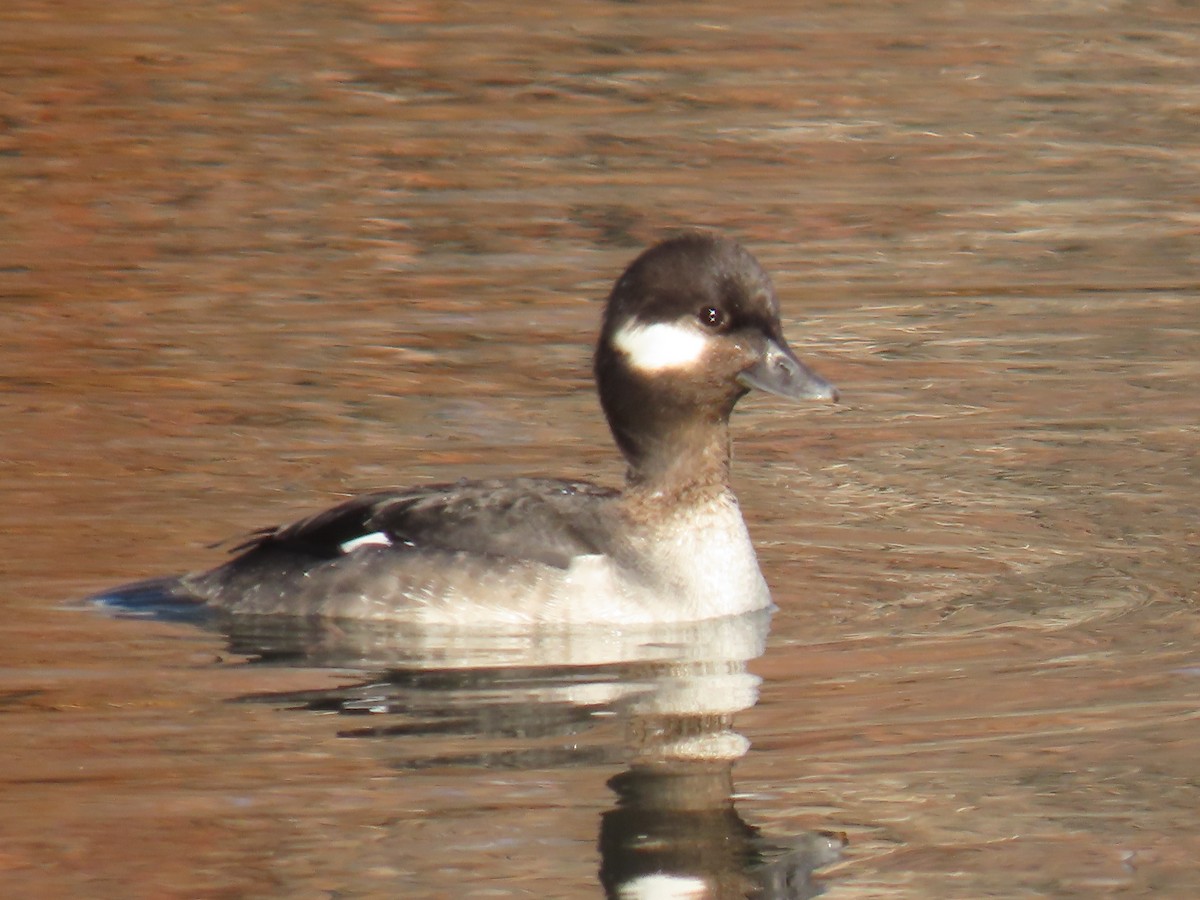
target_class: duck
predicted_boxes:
[173,233,837,625]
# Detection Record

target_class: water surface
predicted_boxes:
[2,0,1198,896]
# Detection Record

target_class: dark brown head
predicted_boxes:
[593,233,836,482]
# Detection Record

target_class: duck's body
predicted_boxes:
[176,234,836,626]
[182,478,767,625]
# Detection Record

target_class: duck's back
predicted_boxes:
[182,478,628,623]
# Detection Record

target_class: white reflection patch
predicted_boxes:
[340,532,392,553]
[612,320,708,372]
[618,873,708,900]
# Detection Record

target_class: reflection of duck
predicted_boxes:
[110,234,835,626]
[230,609,773,767]
[226,612,844,896]
[602,765,845,900]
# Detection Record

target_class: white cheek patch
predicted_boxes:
[619,873,708,900]
[339,531,392,553]
[612,320,709,373]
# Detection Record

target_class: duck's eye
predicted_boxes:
[698,306,726,330]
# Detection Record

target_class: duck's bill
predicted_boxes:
[737,339,838,402]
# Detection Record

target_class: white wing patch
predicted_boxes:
[612,320,708,373]
[339,531,393,553]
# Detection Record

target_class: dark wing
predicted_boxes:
[231,478,619,569]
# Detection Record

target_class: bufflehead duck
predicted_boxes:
[177,234,836,625]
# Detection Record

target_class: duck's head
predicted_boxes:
[594,233,837,481]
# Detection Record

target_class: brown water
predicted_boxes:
[2,0,1198,896]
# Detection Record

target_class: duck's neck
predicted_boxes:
[594,339,742,514]
[617,417,734,512]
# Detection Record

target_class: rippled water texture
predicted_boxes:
[2,1,1198,897]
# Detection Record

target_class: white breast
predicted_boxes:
[637,491,771,618]
[550,491,771,624]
